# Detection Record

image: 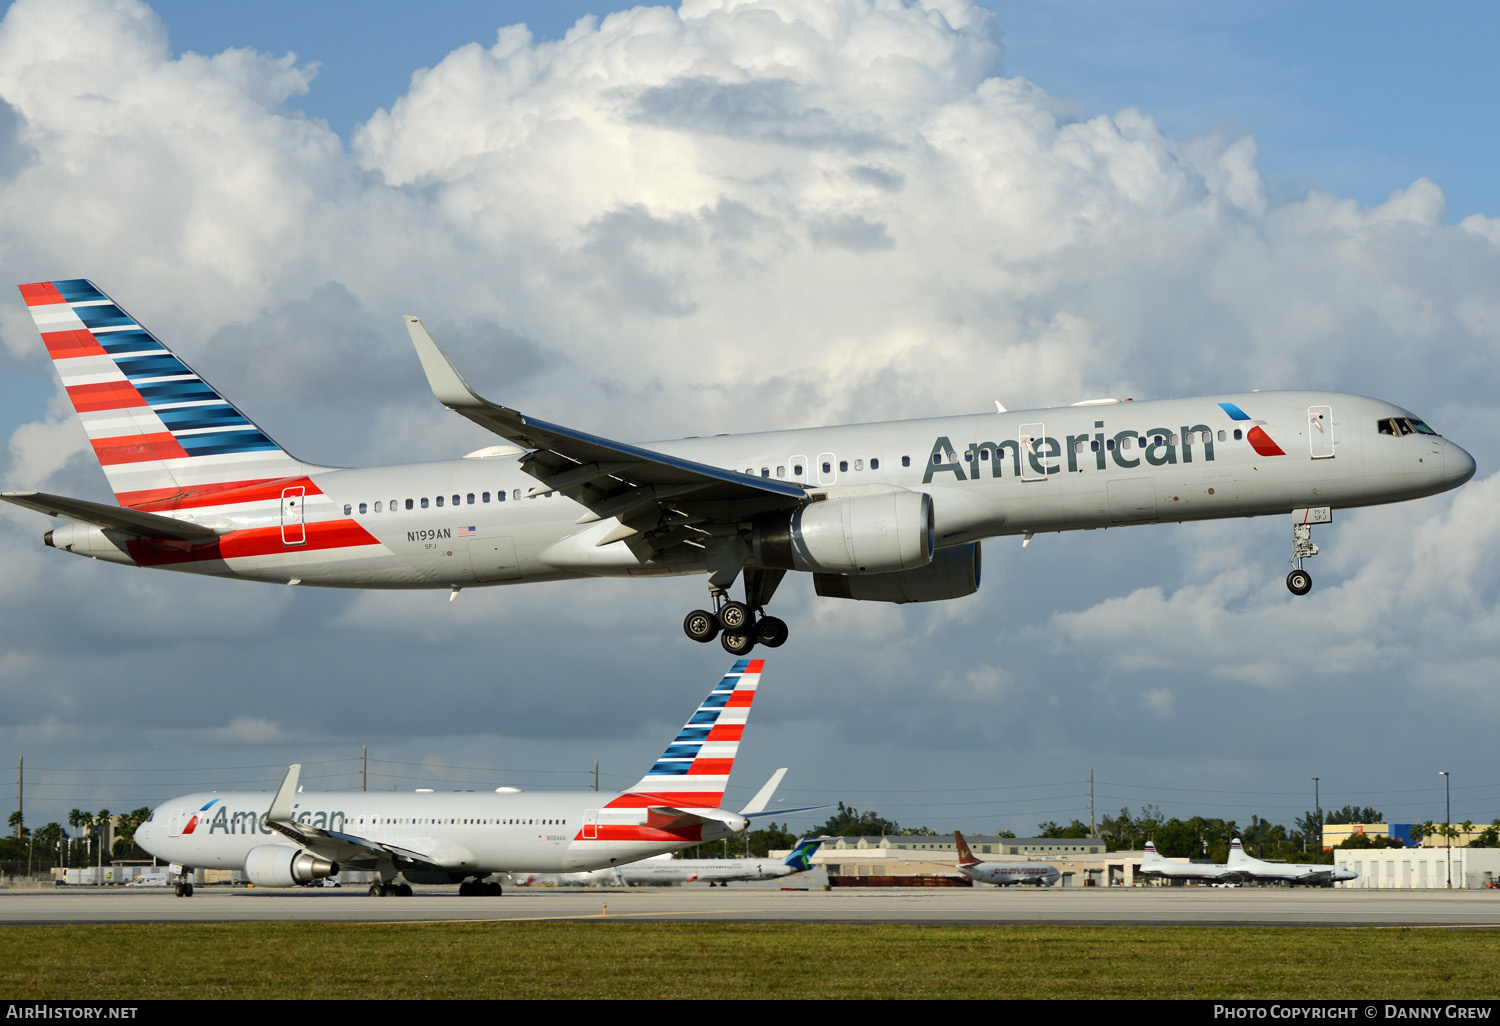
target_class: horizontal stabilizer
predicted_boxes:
[645,805,748,834]
[1,491,222,540]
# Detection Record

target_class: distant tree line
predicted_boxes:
[2,807,153,875]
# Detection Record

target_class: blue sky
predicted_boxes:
[3,0,1499,842]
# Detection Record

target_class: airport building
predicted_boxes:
[1335,847,1500,889]
[810,835,1121,887]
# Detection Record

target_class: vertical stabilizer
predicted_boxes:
[19,280,320,511]
[955,830,983,867]
[610,658,764,811]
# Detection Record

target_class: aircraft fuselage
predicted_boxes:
[74,391,1476,590]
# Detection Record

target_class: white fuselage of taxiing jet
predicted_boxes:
[959,861,1061,887]
[106,391,1474,588]
[134,788,742,878]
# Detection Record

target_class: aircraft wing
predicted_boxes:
[0,491,222,541]
[264,765,444,871]
[405,317,806,553]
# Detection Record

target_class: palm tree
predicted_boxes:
[92,810,111,867]
[67,809,87,867]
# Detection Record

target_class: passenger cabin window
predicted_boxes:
[421,497,430,508]
[870,458,879,470]
[901,456,911,467]
[435,496,443,507]
[375,501,383,513]
[839,460,848,472]
[343,504,352,515]
[359,503,368,514]
[405,499,414,510]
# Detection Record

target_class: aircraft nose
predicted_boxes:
[1445,441,1477,489]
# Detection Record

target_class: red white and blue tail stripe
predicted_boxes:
[19,279,319,511]
[607,658,763,811]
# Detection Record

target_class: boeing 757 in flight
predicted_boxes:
[135,658,782,897]
[6,280,1476,652]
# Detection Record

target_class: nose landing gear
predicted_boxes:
[1286,508,1329,596]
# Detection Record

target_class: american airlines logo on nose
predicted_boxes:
[1218,402,1286,457]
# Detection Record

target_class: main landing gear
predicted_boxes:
[459,878,502,896]
[683,568,790,655]
[368,881,413,897]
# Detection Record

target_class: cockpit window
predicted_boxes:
[1379,417,1439,437]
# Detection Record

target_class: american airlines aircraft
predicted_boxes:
[135,658,780,897]
[6,280,1477,653]
[1225,838,1359,887]
[954,831,1061,887]
[1137,840,1234,883]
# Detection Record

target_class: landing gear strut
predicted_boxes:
[682,569,789,654]
[1287,511,1327,596]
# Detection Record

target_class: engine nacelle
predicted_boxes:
[754,490,933,574]
[814,542,981,603]
[44,523,137,566]
[243,844,339,887]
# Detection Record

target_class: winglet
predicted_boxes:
[404,316,492,412]
[267,763,302,823]
[739,768,787,816]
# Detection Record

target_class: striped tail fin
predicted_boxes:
[608,658,764,811]
[18,280,320,511]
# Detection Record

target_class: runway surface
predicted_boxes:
[5,886,1499,927]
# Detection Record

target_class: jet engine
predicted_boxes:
[243,844,339,887]
[43,523,136,566]
[813,542,980,603]
[753,490,933,574]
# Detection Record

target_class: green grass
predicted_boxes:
[3,923,1496,999]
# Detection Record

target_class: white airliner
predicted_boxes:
[954,831,1060,887]
[596,834,824,886]
[1225,838,1358,887]
[135,659,781,897]
[6,280,1476,652]
[1137,840,1234,883]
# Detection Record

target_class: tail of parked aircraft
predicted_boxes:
[611,658,764,811]
[784,836,823,872]
[18,280,321,512]
[954,830,983,868]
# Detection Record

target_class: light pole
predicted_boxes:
[1312,777,1320,854]
[1440,771,1451,889]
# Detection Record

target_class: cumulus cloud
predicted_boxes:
[1,0,1498,830]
